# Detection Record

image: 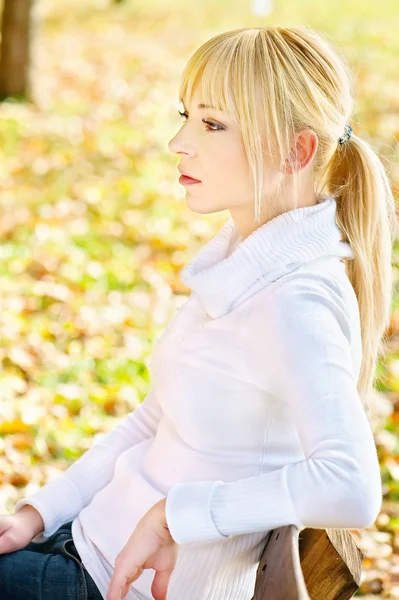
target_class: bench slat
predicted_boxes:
[251,525,364,600]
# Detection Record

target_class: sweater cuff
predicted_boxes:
[165,480,231,545]
[14,475,83,543]
[208,465,306,537]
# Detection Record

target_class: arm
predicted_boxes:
[15,388,163,542]
[164,276,383,544]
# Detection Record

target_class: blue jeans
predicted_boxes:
[0,520,103,600]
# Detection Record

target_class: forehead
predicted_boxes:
[181,94,224,113]
[182,83,230,110]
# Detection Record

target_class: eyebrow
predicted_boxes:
[182,102,223,112]
[197,103,221,110]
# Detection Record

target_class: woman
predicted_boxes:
[0,25,396,600]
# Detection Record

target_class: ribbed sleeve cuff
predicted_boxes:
[14,475,83,543]
[209,465,305,537]
[165,480,231,545]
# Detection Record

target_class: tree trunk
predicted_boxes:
[0,0,33,100]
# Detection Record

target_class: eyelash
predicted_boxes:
[178,110,224,132]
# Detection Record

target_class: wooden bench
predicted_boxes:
[252,525,363,599]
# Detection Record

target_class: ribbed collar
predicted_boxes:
[180,196,355,318]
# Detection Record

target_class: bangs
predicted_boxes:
[178,29,259,126]
[177,29,286,161]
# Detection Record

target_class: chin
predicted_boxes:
[187,205,224,216]
[185,192,225,215]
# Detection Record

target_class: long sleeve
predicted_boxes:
[15,388,163,542]
[164,275,383,545]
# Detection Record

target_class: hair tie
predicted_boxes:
[338,124,352,145]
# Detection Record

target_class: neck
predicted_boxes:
[181,195,355,318]
[229,190,321,242]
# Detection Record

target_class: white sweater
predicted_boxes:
[14,195,383,600]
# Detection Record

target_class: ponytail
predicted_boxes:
[323,132,398,417]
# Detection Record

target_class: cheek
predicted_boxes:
[229,153,252,193]
[210,145,249,184]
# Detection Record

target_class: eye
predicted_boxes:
[202,119,224,132]
[177,110,224,132]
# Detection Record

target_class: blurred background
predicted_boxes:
[0,0,398,596]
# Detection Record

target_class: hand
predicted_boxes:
[106,498,178,600]
[15,504,45,538]
[0,506,44,555]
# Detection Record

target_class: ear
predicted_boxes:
[283,129,318,174]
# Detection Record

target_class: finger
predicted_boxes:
[106,578,121,600]
[109,566,145,600]
[107,571,134,600]
[106,578,124,600]
[151,569,173,600]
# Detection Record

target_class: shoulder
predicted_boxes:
[248,257,354,329]
[243,255,360,364]
[240,259,360,392]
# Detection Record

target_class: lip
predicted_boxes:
[177,167,201,182]
[179,174,201,186]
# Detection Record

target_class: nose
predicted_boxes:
[168,132,194,156]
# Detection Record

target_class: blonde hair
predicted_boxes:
[178,25,398,417]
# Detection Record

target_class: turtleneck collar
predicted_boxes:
[180,196,355,319]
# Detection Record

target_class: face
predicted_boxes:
[168,86,318,239]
